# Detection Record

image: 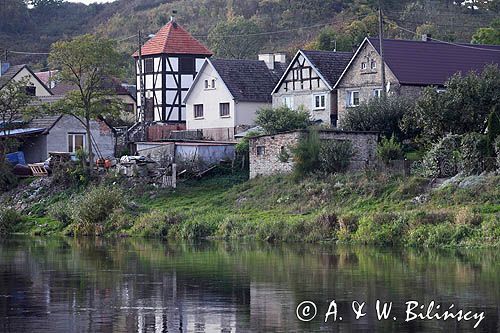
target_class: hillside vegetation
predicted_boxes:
[1,0,498,77]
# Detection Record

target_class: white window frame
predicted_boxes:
[283,96,294,109]
[219,102,230,118]
[211,79,216,89]
[312,94,326,110]
[194,104,204,119]
[373,88,382,98]
[204,80,209,89]
[347,90,360,107]
[370,60,377,69]
[361,62,367,70]
[68,133,86,154]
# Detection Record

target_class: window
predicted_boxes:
[219,103,230,117]
[25,86,36,96]
[361,62,367,70]
[371,60,377,69]
[144,58,154,73]
[211,79,216,89]
[179,57,195,73]
[68,133,85,153]
[204,78,216,90]
[347,91,360,107]
[313,94,326,110]
[283,96,293,109]
[257,146,265,156]
[194,104,204,118]
[204,80,209,89]
[373,88,382,98]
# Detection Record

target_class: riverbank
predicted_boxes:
[1,171,499,247]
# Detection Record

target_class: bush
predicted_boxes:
[319,140,354,173]
[494,136,500,171]
[454,207,482,226]
[0,209,23,235]
[70,185,125,235]
[353,212,407,246]
[256,106,310,134]
[48,200,73,227]
[420,134,462,177]
[0,162,18,192]
[376,135,404,165]
[292,130,320,177]
[343,95,415,140]
[460,132,488,175]
[131,210,182,238]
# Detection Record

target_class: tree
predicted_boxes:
[472,18,500,45]
[208,16,265,59]
[48,34,123,164]
[255,106,310,134]
[342,95,415,141]
[403,65,500,145]
[0,79,34,158]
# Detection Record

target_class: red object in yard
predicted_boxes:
[104,160,112,169]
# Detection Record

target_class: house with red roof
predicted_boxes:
[334,36,500,128]
[133,18,212,124]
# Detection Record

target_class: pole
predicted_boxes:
[378,1,386,98]
[137,30,146,125]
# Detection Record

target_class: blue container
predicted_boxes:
[5,151,26,165]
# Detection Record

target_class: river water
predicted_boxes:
[0,237,498,332]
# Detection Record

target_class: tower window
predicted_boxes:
[179,57,195,73]
[144,59,154,73]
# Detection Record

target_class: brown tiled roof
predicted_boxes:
[133,20,212,57]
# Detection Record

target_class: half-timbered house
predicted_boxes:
[133,19,213,124]
[271,50,352,127]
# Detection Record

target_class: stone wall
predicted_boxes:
[249,130,378,178]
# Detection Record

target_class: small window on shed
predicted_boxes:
[257,146,265,156]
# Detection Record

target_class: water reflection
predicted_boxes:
[0,237,498,332]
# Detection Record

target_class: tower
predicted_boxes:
[133,19,213,123]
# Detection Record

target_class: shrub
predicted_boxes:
[353,212,407,246]
[494,136,500,171]
[420,134,462,177]
[292,130,320,177]
[343,95,415,141]
[319,140,354,173]
[256,106,310,134]
[454,207,482,226]
[0,209,23,235]
[409,210,454,226]
[0,162,18,192]
[460,132,488,175]
[486,105,500,156]
[131,210,182,238]
[70,185,125,235]
[48,200,74,227]
[376,135,404,165]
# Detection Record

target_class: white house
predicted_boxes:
[271,50,352,127]
[0,64,52,97]
[184,55,286,141]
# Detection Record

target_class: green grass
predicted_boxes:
[10,171,500,248]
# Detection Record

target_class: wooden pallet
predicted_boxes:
[28,164,48,177]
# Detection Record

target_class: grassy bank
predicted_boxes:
[2,171,500,248]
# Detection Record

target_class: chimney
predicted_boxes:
[259,53,287,70]
[421,34,432,42]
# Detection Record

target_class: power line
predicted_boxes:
[387,21,500,52]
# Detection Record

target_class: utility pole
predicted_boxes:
[137,30,146,125]
[378,0,387,98]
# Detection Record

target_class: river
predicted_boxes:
[0,237,498,332]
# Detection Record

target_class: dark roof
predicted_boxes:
[368,38,500,86]
[133,20,212,57]
[0,65,26,89]
[210,59,285,103]
[27,115,62,130]
[301,50,353,87]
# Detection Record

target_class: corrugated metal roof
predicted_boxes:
[0,128,45,138]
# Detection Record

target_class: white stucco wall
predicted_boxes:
[235,101,270,127]
[12,67,52,97]
[271,53,332,124]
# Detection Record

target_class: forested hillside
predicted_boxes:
[1,0,498,80]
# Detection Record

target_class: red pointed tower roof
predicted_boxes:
[133,20,212,57]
